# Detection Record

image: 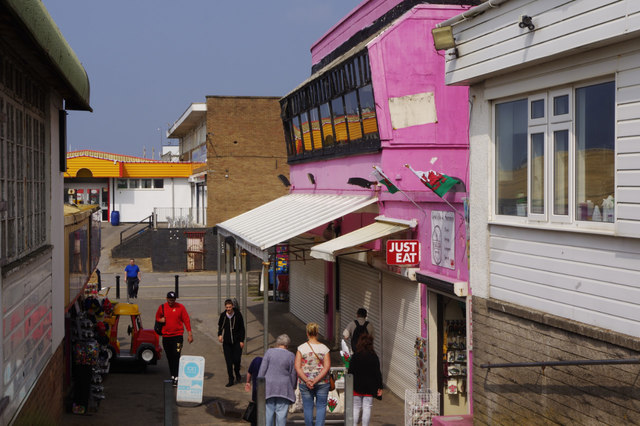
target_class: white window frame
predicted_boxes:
[549,123,572,224]
[492,79,614,230]
[528,125,547,222]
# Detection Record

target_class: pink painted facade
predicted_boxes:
[285,1,473,412]
[293,4,470,284]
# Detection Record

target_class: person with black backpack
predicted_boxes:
[342,308,375,354]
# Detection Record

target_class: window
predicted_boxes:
[281,50,380,162]
[141,179,152,189]
[494,81,615,224]
[128,179,139,189]
[0,69,47,265]
[153,179,164,189]
[116,179,127,189]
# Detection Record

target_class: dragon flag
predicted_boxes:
[371,165,399,194]
[405,164,461,198]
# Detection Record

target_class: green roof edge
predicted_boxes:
[6,0,91,111]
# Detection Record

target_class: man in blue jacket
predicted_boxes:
[124,258,141,299]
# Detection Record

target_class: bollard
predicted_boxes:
[116,275,120,299]
[174,275,179,298]
[344,373,354,425]
[163,379,173,426]
[256,377,266,426]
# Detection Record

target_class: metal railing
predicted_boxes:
[120,214,154,245]
[481,358,640,370]
[153,207,194,228]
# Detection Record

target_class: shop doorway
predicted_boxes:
[436,293,469,415]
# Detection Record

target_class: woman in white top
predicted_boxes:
[295,322,331,426]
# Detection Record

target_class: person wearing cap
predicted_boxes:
[156,291,193,386]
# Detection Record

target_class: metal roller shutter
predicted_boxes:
[338,259,382,356]
[381,272,421,399]
[289,258,327,336]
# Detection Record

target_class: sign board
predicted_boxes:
[431,211,455,270]
[386,240,420,265]
[177,355,205,404]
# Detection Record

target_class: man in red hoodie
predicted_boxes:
[156,291,193,386]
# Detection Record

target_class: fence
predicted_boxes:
[153,207,194,228]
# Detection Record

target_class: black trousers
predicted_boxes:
[126,277,139,298]
[223,342,242,381]
[162,335,184,377]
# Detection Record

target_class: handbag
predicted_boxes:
[154,304,165,336]
[242,401,256,423]
[308,342,335,391]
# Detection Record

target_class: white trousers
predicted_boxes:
[353,395,373,426]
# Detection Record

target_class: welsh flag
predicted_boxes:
[405,164,461,198]
[371,166,399,194]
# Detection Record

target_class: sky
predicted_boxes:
[44,0,362,158]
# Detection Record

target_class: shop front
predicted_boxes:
[418,272,470,416]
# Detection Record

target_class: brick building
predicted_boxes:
[167,96,290,227]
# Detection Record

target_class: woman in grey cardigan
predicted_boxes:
[258,334,297,426]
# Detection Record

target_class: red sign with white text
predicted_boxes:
[386,240,421,265]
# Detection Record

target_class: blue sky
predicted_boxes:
[45,0,361,157]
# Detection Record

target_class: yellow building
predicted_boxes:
[64,150,204,223]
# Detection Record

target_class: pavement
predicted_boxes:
[61,223,403,425]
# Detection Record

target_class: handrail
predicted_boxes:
[120,214,154,245]
[481,358,640,370]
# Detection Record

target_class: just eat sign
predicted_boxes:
[386,240,421,265]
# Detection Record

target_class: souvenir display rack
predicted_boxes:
[443,320,467,396]
[405,389,440,426]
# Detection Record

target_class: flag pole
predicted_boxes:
[396,187,428,217]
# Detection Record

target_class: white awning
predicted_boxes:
[216,193,378,260]
[310,216,417,262]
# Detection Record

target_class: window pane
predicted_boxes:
[530,133,545,214]
[128,179,139,189]
[309,107,322,149]
[575,82,615,222]
[358,84,378,139]
[331,97,348,143]
[117,179,127,189]
[301,111,313,151]
[554,95,569,116]
[496,99,528,216]
[553,130,569,215]
[319,103,335,146]
[292,116,302,154]
[344,91,362,141]
[141,179,152,189]
[153,179,164,188]
[531,99,544,119]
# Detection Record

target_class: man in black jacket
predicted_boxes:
[218,299,245,387]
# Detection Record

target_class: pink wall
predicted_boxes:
[294,5,470,283]
[311,0,404,66]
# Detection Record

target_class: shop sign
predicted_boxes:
[431,211,455,270]
[386,240,420,265]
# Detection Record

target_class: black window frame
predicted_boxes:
[281,50,380,164]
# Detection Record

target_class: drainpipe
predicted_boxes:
[171,178,175,220]
[435,0,511,28]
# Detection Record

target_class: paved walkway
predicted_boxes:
[61,223,404,425]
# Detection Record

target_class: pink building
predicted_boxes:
[217,0,476,415]
[281,1,474,414]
